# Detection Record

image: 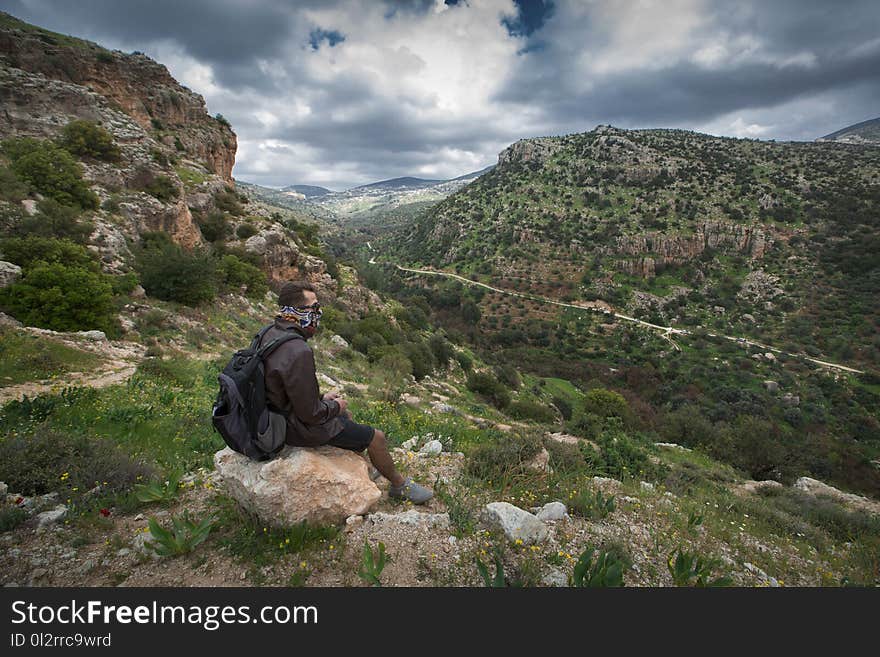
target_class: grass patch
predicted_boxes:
[174,166,210,189]
[211,495,339,583]
[0,328,103,386]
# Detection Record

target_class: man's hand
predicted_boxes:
[323,391,340,401]
[336,398,350,417]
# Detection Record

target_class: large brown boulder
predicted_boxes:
[214,446,382,526]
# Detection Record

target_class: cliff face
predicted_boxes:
[0,14,236,180]
[613,220,771,278]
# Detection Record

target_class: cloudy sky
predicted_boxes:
[2,0,878,190]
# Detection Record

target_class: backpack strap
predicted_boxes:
[249,324,276,350]
[257,332,302,359]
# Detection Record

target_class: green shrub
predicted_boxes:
[197,210,229,242]
[429,332,455,367]
[217,254,268,299]
[401,341,435,380]
[466,371,510,409]
[0,430,153,500]
[214,187,244,215]
[0,236,98,270]
[58,119,120,161]
[507,399,557,423]
[570,489,616,520]
[136,243,217,305]
[494,363,521,390]
[456,351,473,372]
[465,433,542,480]
[236,222,258,239]
[2,137,98,209]
[593,427,659,480]
[0,506,28,533]
[0,165,30,202]
[15,198,93,243]
[110,272,139,296]
[0,262,116,332]
[142,175,178,202]
[583,388,631,422]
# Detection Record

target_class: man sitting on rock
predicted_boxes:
[257,280,432,504]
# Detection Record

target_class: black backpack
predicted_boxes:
[211,324,302,461]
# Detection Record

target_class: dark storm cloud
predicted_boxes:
[2,0,878,188]
[499,0,880,138]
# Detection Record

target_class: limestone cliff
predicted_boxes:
[0,13,235,180]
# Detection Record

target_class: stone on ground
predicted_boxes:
[535,501,568,522]
[793,477,880,515]
[481,502,548,545]
[214,446,382,526]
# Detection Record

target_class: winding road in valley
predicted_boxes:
[370,248,864,374]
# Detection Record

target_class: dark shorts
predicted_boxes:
[327,416,375,452]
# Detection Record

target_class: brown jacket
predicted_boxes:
[257,318,344,446]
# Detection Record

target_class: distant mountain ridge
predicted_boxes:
[817,117,880,144]
[281,184,334,198]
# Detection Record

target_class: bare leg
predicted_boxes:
[366,429,405,487]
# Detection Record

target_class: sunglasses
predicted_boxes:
[298,302,322,314]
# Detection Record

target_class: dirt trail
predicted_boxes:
[391,263,865,375]
[0,361,138,405]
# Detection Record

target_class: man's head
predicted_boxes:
[278,280,322,337]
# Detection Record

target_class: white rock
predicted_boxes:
[763,380,779,393]
[0,482,6,497]
[400,437,419,450]
[793,477,880,515]
[318,373,338,388]
[542,568,569,587]
[77,330,107,341]
[481,502,548,545]
[214,446,382,526]
[653,442,691,451]
[525,447,551,472]
[329,334,349,349]
[36,505,67,528]
[430,401,457,414]
[0,261,22,289]
[419,440,443,456]
[764,352,776,362]
[536,502,568,522]
[640,481,655,492]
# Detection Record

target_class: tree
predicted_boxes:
[137,243,217,305]
[0,262,115,332]
[58,120,120,161]
[3,138,98,209]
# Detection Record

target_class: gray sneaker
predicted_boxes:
[389,478,433,504]
[368,466,382,482]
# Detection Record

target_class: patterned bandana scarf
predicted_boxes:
[278,305,322,330]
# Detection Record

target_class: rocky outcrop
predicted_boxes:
[793,477,880,515]
[614,220,771,278]
[214,446,382,526]
[497,138,561,168]
[0,260,21,288]
[0,15,235,180]
[0,44,204,251]
[480,501,549,544]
